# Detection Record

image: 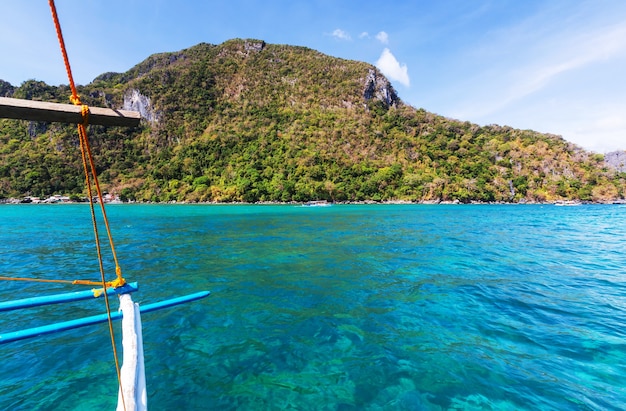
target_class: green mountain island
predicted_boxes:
[1,39,625,203]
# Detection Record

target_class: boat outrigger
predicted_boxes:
[0,2,210,410]
[0,284,209,344]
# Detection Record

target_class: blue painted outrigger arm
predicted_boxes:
[0,282,139,312]
[0,290,210,344]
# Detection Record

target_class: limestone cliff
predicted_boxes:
[363,68,399,108]
[605,151,626,173]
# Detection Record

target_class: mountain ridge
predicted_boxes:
[0,39,624,203]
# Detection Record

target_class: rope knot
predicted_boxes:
[69,94,81,105]
[80,104,90,126]
[110,277,127,289]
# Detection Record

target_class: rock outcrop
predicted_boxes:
[363,68,400,108]
[605,150,626,173]
[123,89,158,123]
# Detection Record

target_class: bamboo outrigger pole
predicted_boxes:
[0,291,210,344]
[0,96,140,127]
[0,282,139,312]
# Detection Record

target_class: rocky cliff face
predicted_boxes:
[605,151,626,173]
[123,89,158,123]
[244,40,265,53]
[363,68,400,108]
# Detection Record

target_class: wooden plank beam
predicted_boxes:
[0,96,141,127]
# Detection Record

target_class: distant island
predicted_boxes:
[1,39,625,204]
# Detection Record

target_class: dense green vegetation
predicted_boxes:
[1,39,624,203]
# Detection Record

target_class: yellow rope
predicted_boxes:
[0,276,109,287]
[47,2,127,409]
[0,8,131,406]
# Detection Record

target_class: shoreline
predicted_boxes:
[1,198,624,206]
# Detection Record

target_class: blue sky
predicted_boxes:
[2,0,625,153]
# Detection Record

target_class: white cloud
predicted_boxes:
[332,29,351,41]
[359,32,370,39]
[375,31,389,44]
[375,48,410,87]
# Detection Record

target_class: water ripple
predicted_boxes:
[1,204,625,410]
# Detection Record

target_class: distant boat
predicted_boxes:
[554,200,582,206]
[303,200,331,207]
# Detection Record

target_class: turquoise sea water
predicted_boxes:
[0,204,625,410]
